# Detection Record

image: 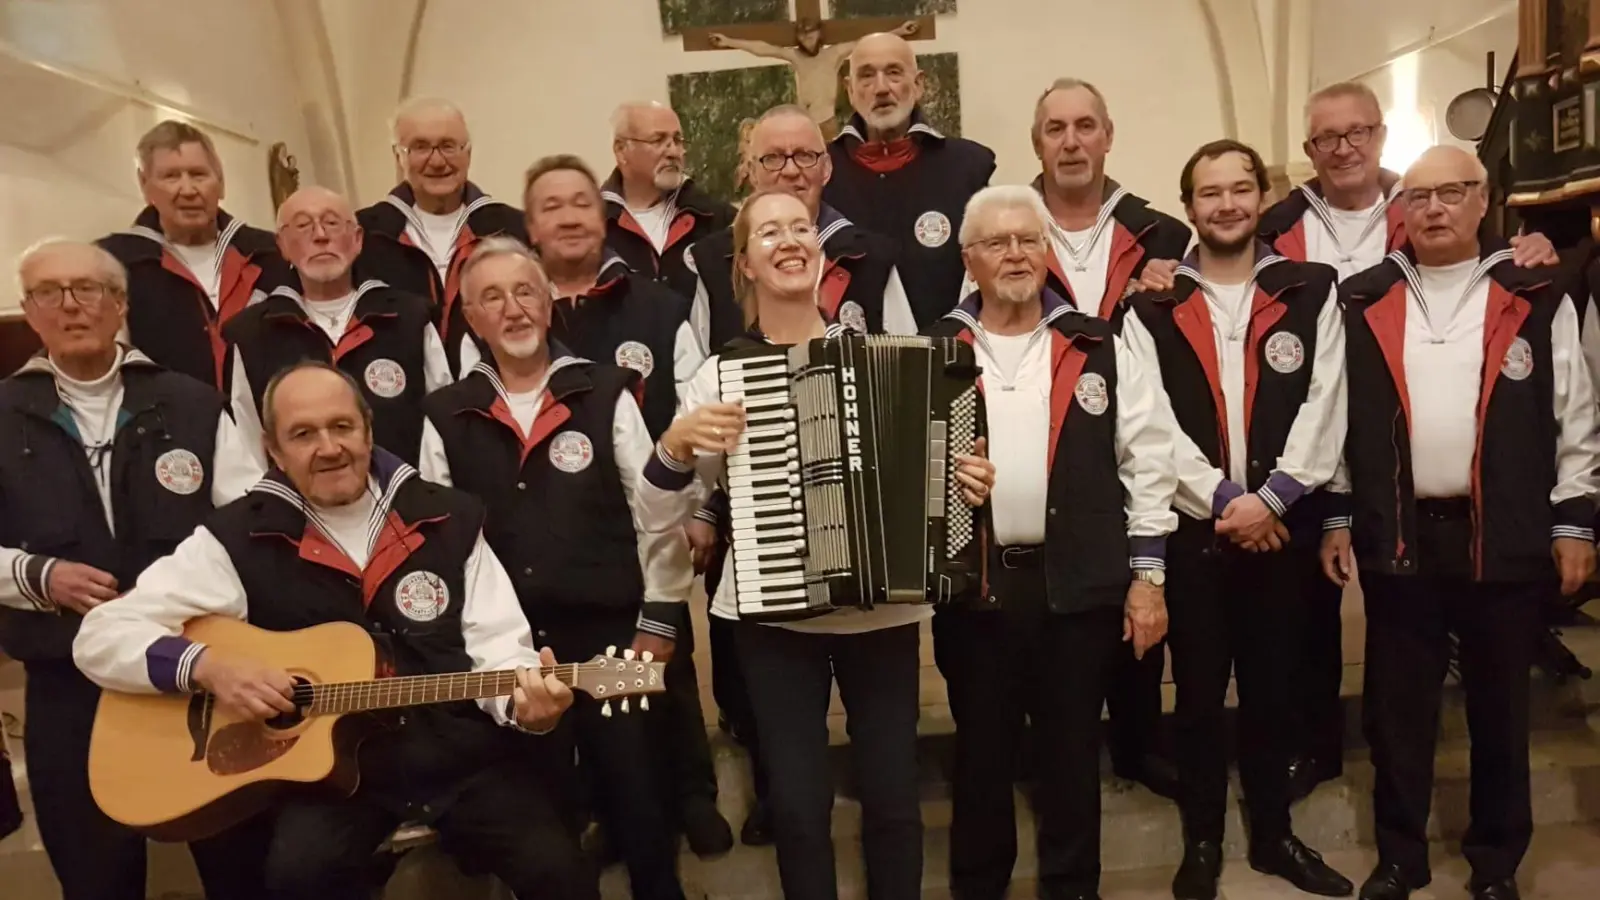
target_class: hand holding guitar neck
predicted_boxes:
[192,651,297,722]
[513,647,574,732]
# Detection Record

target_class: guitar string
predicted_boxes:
[290,661,649,712]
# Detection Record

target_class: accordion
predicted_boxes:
[718,334,985,621]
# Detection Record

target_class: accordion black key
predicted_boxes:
[718,334,985,621]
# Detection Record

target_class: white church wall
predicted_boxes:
[0,0,321,312]
[396,0,1232,220]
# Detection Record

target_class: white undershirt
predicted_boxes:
[408,208,467,284]
[55,351,126,532]
[504,388,544,436]
[313,481,378,568]
[1305,201,1387,281]
[303,292,358,343]
[170,241,223,309]
[977,329,1051,545]
[1050,224,1114,314]
[1204,280,1253,484]
[628,203,672,254]
[1405,259,1487,499]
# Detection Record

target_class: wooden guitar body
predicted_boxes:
[89,617,376,841]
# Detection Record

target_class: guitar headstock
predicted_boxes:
[571,646,667,717]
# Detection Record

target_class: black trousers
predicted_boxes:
[707,539,771,803]
[538,612,686,900]
[24,661,268,900]
[934,554,1125,900]
[1167,541,1312,845]
[1363,501,1538,887]
[737,619,923,900]
[1296,568,1347,772]
[654,603,720,810]
[1106,632,1166,772]
[263,755,594,900]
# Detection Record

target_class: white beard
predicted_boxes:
[994,281,1037,306]
[864,106,912,135]
[654,169,685,192]
[499,334,543,359]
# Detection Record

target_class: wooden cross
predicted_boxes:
[680,0,936,53]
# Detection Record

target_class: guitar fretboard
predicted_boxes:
[295,665,584,715]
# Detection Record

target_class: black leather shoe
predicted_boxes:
[1249,835,1354,897]
[1357,862,1416,900]
[740,800,772,846]
[1468,878,1521,900]
[1290,754,1345,802]
[1113,752,1180,800]
[1172,841,1222,900]
[681,795,734,857]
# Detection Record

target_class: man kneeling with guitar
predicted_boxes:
[73,360,600,900]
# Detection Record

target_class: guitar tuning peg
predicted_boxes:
[606,645,618,658]
[601,700,613,718]
[621,698,630,713]
[623,648,636,660]
[640,651,654,663]
[640,696,650,711]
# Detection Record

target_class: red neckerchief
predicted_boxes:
[850,137,920,174]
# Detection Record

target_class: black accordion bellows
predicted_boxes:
[718,334,985,622]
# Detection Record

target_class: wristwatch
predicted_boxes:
[1132,568,1166,587]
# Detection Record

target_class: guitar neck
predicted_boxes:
[304,665,582,715]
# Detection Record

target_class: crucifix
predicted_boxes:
[681,0,937,138]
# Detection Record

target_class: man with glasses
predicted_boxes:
[1,240,264,900]
[225,187,452,468]
[602,102,734,304]
[689,103,918,352]
[927,184,1177,900]
[418,237,689,900]
[1331,146,1598,900]
[356,97,527,377]
[824,31,995,327]
[98,120,290,389]
[519,154,727,857]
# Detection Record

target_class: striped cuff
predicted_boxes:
[146,637,207,693]
[12,553,58,613]
[1129,536,1166,571]
[1552,525,1596,543]
[1211,480,1245,519]
[644,444,696,491]
[692,506,719,525]
[1322,516,1353,532]
[1257,471,1308,518]
[636,602,681,642]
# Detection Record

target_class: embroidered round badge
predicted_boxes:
[838,300,868,334]
[363,358,407,399]
[615,340,655,378]
[1074,373,1109,416]
[549,431,595,473]
[1502,336,1534,381]
[395,570,449,622]
[154,449,204,495]
[913,211,952,248]
[1264,332,1306,374]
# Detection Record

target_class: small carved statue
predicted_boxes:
[268,143,300,212]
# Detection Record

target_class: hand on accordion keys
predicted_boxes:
[952,436,995,507]
[663,402,748,462]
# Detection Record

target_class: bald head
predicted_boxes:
[274,185,362,290]
[611,101,687,195]
[847,33,924,140]
[1398,145,1489,265]
[392,97,471,210]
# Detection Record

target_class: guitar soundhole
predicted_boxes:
[264,676,312,732]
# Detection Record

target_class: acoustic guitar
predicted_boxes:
[88,616,665,841]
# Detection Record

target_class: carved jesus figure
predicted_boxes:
[711,18,918,138]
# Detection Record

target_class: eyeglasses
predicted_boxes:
[1398,181,1482,211]
[755,150,824,172]
[1308,125,1381,153]
[396,140,470,161]
[24,280,120,309]
[282,216,356,238]
[622,133,688,151]
[471,284,547,315]
[965,233,1048,256]
[752,223,820,246]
